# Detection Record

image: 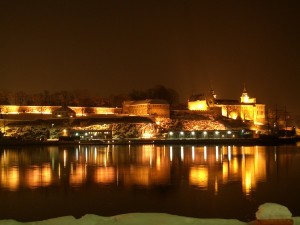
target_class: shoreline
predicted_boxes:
[0,136,299,147]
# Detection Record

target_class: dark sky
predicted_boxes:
[1,1,300,114]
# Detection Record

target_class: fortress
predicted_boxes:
[0,86,265,125]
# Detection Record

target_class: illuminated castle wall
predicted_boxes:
[188,88,266,124]
[122,99,170,118]
[0,105,121,117]
[188,94,209,111]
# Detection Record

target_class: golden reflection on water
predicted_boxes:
[70,163,86,186]
[94,167,115,184]
[1,166,19,191]
[0,145,272,194]
[189,166,208,189]
[26,164,52,188]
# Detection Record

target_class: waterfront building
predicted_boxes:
[69,129,112,140]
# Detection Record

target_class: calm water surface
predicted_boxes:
[1,143,300,222]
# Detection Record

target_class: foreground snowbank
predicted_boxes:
[0,213,247,225]
[1,214,300,225]
[1,203,300,225]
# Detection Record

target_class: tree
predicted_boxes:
[129,89,147,100]
[0,90,11,105]
[129,85,179,106]
[108,94,129,107]
[14,91,28,105]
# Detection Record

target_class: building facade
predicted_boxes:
[52,106,76,118]
[188,88,266,124]
[69,129,112,140]
[122,99,170,118]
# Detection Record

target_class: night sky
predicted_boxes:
[1,1,300,114]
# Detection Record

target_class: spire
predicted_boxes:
[241,82,249,103]
[209,80,213,92]
[241,82,248,98]
[243,82,247,93]
[208,80,216,99]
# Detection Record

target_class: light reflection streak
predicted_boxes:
[242,146,245,159]
[220,147,223,162]
[85,148,88,162]
[222,162,228,182]
[104,150,107,167]
[58,163,61,179]
[192,146,195,161]
[214,179,218,194]
[150,146,152,167]
[228,146,232,161]
[63,150,67,167]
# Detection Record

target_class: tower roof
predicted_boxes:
[241,83,249,98]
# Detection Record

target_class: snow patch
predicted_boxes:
[0,220,24,225]
[255,203,292,220]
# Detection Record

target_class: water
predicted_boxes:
[1,143,300,222]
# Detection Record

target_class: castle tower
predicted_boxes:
[206,89,216,107]
[240,84,256,104]
[210,89,217,99]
